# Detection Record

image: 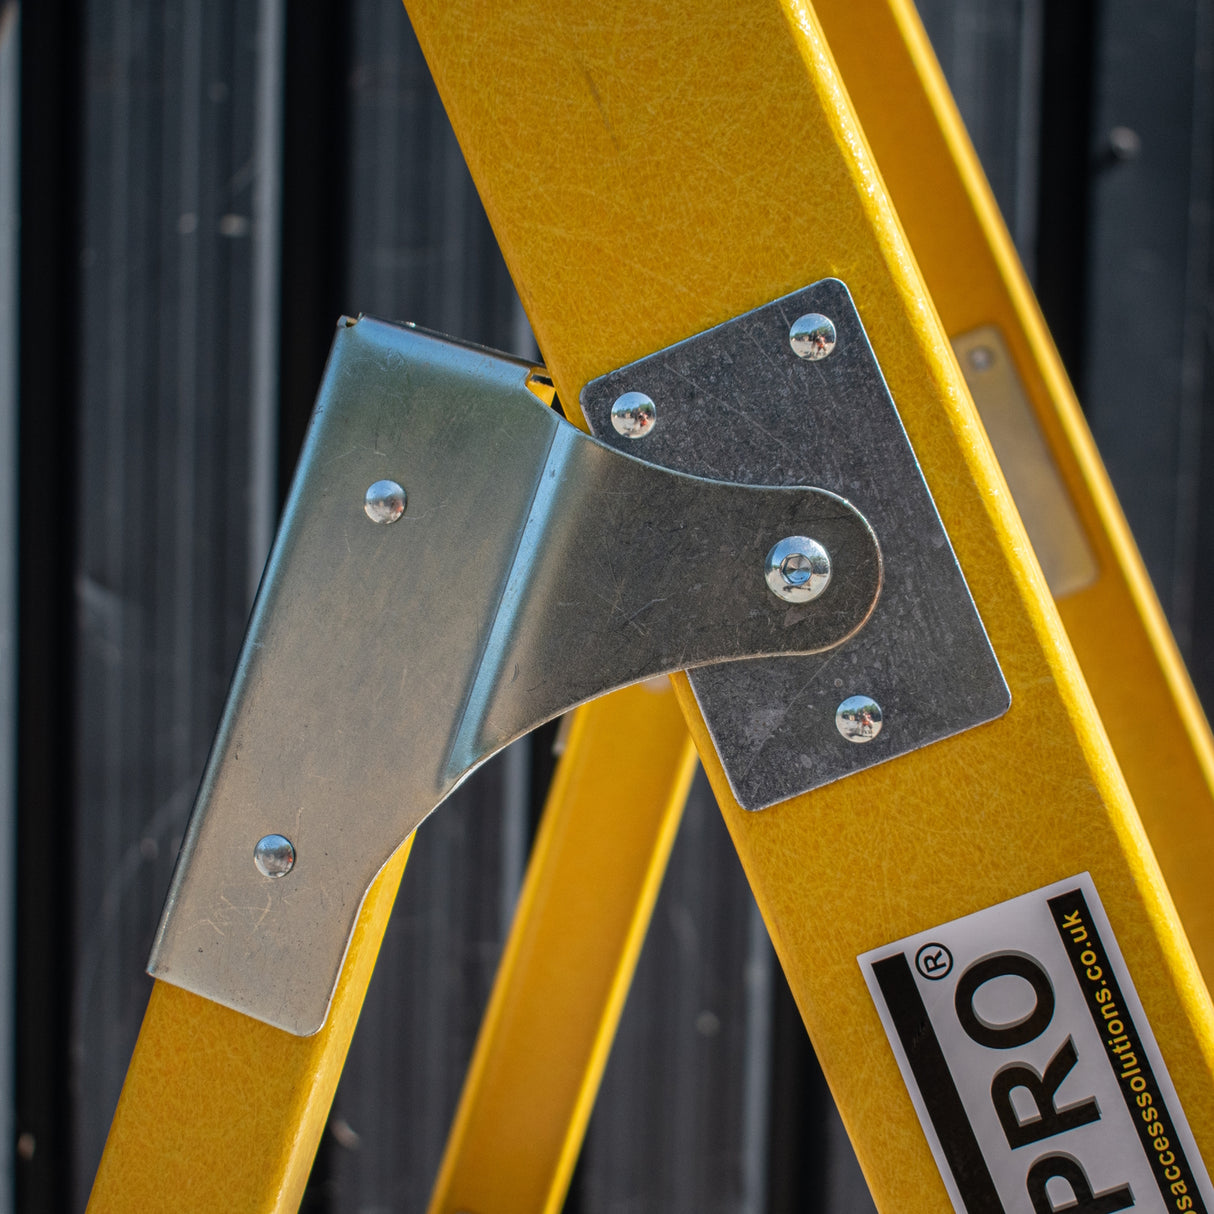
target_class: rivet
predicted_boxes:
[764,536,831,603]
[967,345,995,372]
[364,479,406,524]
[1107,125,1142,162]
[836,696,883,743]
[610,391,656,438]
[789,313,837,361]
[254,834,296,878]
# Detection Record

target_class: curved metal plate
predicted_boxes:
[148,316,880,1034]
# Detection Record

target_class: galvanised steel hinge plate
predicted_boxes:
[149,314,885,1035]
[581,279,1010,810]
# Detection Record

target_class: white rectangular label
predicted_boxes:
[859,874,1214,1213]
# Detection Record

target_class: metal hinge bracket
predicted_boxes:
[582,279,1010,809]
[148,314,884,1035]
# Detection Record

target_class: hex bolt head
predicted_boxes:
[364,479,407,524]
[254,834,296,878]
[610,391,657,438]
[764,536,831,603]
[836,696,883,743]
[789,313,837,361]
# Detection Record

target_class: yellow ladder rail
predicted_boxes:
[87,839,413,1213]
[817,0,1214,983]
[402,0,1214,1207]
[419,4,1214,1208]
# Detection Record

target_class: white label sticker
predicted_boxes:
[859,874,1214,1213]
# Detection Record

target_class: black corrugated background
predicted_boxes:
[9,0,1214,1210]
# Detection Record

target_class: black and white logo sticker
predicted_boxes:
[859,874,1214,1213]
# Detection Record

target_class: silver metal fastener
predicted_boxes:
[254,834,296,878]
[836,696,882,743]
[364,479,407,524]
[765,536,831,603]
[610,391,656,438]
[789,313,837,361]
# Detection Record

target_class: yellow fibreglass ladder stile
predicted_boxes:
[88,2,1214,1212]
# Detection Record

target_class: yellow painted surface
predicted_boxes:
[428,682,697,1214]
[403,0,1214,1207]
[87,836,413,1214]
[817,0,1214,988]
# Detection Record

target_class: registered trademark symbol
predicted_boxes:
[915,942,953,981]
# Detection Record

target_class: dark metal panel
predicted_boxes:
[1084,0,1214,648]
[767,974,875,1214]
[340,0,521,347]
[0,9,19,1212]
[70,1,276,1204]
[16,0,83,1206]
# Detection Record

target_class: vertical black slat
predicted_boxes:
[277,0,349,499]
[1034,0,1098,388]
[766,971,878,1214]
[1188,1,1214,708]
[767,994,882,1212]
[15,0,81,1207]
[766,975,823,1213]
[318,8,532,1212]
[0,7,20,1212]
[74,7,160,1186]
[1188,292,1214,706]
[1165,0,1214,661]
[576,773,770,1214]
[339,1,518,347]
[1084,0,1213,642]
[70,1,268,1203]
[247,0,283,596]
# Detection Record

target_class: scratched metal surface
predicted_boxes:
[580,281,1010,811]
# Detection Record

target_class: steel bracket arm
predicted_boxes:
[147,313,889,1036]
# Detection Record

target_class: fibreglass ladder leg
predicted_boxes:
[424,4,1214,1204]
[402,1,1214,1209]
[427,680,696,1214]
[816,0,1214,986]
[86,839,413,1214]
[87,675,693,1214]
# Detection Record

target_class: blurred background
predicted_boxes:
[5,0,1214,1210]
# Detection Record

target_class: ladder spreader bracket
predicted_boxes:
[582,279,1011,809]
[148,315,882,1035]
